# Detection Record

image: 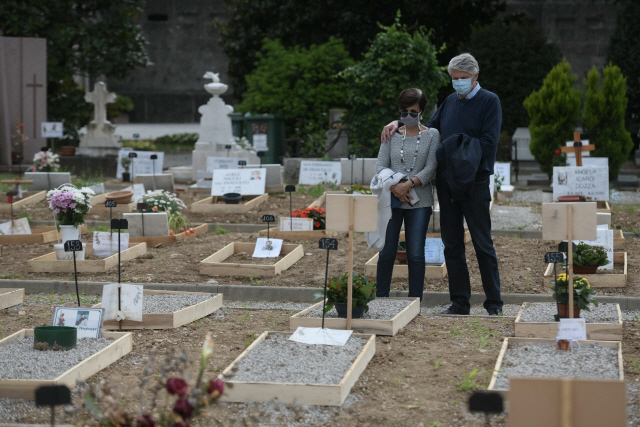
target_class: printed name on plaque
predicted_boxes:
[116,150,164,179]
[279,217,313,231]
[553,166,609,201]
[52,307,104,339]
[298,161,341,185]
[93,232,130,258]
[211,168,266,196]
[557,318,587,341]
[206,157,248,171]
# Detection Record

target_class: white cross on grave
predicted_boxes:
[85,82,116,128]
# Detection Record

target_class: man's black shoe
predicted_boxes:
[487,308,502,316]
[440,305,470,315]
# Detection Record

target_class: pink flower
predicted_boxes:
[54,208,60,213]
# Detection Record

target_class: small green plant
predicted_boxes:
[244,332,257,348]
[18,212,34,222]
[249,275,261,286]
[478,335,491,349]
[0,271,20,279]
[551,274,598,311]
[120,156,131,172]
[427,421,442,427]
[456,369,483,392]
[213,225,228,235]
[573,242,611,267]
[450,326,460,337]
[168,211,192,235]
[0,320,4,339]
[387,376,403,387]
[434,357,442,370]
[631,358,640,373]
[313,272,376,313]
[494,174,505,193]
[236,312,250,324]
[88,225,110,232]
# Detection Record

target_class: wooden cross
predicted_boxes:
[560,132,595,167]
[26,74,43,138]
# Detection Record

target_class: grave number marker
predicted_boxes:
[238,160,247,168]
[64,239,83,306]
[262,214,275,239]
[469,391,504,414]
[557,241,577,253]
[137,203,148,236]
[150,154,158,160]
[225,144,232,157]
[544,252,565,264]
[285,185,296,192]
[128,152,137,158]
[105,200,117,208]
[319,238,338,250]
[36,384,71,427]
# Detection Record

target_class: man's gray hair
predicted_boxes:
[448,53,479,76]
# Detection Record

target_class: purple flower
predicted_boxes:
[54,208,60,213]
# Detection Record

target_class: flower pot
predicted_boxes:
[557,304,581,319]
[54,243,86,260]
[396,241,407,264]
[33,326,77,351]
[222,193,242,204]
[334,302,365,319]
[59,225,80,244]
[573,265,598,274]
[122,172,130,182]
[105,190,133,204]
[60,146,76,156]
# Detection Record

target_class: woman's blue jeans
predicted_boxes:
[376,207,432,300]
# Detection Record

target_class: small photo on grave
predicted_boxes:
[253,237,283,258]
[52,307,104,339]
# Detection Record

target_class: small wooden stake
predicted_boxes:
[347,197,355,330]
[561,378,572,427]
[567,204,574,318]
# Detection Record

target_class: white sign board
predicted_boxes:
[424,238,445,265]
[0,218,31,235]
[93,232,129,258]
[123,183,146,203]
[211,168,266,196]
[299,161,341,185]
[52,307,104,339]
[206,157,249,171]
[557,318,587,341]
[252,237,283,258]
[253,134,268,151]
[288,326,353,346]
[116,150,164,179]
[571,226,614,271]
[566,157,608,168]
[494,162,511,186]
[279,217,314,231]
[553,166,609,201]
[101,283,143,322]
[41,122,63,138]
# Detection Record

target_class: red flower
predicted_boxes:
[555,149,560,155]
[300,214,308,218]
[136,413,156,427]
[173,399,193,419]
[152,206,158,211]
[166,378,188,396]
[315,221,320,228]
[207,378,224,397]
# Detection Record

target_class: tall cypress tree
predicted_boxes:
[583,64,634,180]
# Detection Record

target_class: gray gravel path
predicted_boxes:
[224,301,312,312]
[229,334,367,385]
[491,206,541,230]
[0,336,112,380]
[421,304,522,317]
[518,302,619,323]
[304,299,413,320]
[494,342,619,390]
[142,294,213,313]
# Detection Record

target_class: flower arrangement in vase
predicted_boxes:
[291,206,326,230]
[314,273,376,318]
[572,242,611,274]
[550,273,598,318]
[47,185,94,259]
[32,150,60,172]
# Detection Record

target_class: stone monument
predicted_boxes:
[76,82,122,157]
[191,72,258,180]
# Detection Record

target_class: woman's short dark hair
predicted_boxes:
[397,88,427,112]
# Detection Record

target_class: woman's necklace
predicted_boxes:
[400,125,424,172]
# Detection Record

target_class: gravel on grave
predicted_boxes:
[518,302,620,323]
[0,336,112,380]
[303,298,413,320]
[493,342,619,390]
[224,301,312,311]
[491,205,542,230]
[421,304,522,317]
[142,294,213,313]
[229,333,367,384]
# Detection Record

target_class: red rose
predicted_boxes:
[207,378,224,396]
[166,378,188,396]
[315,221,320,228]
[136,413,156,427]
[555,149,560,155]
[173,399,193,419]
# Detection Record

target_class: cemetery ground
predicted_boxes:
[3,294,640,426]
[2,232,640,297]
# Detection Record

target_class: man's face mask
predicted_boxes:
[452,78,473,96]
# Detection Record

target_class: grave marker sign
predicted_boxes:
[552,166,609,201]
[299,161,341,185]
[211,168,266,196]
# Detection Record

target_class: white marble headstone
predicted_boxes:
[241,164,283,186]
[493,162,511,185]
[116,150,164,179]
[340,158,377,185]
[299,161,341,185]
[123,212,169,237]
[25,172,72,191]
[211,168,266,196]
[553,166,609,201]
[135,174,174,193]
[0,218,31,235]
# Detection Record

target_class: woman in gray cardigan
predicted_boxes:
[375,88,439,300]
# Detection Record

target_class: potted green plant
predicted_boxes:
[550,273,598,318]
[396,241,407,264]
[573,242,610,274]
[121,156,132,182]
[315,273,376,318]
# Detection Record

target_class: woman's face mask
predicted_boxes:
[400,110,421,127]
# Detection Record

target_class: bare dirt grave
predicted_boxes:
[2,233,639,297]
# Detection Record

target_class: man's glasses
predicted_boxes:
[400,111,421,118]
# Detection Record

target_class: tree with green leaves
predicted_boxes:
[523,60,582,177]
[463,14,561,136]
[340,12,447,157]
[237,37,353,156]
[216,0,505,103]
[607,0,640,152]
[0,0,150,143]
[583,64,634,179]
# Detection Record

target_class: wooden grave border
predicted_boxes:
[487,337,623,399]
[200,242,304,277]
[28,242,147,273]
[218,331,375,406]
[543,252,627,288]
[0,329,133,400]
[91,193,134,214]
[96,290,223,330]
[258,227,339,241]
[129,223,208,246]
[190,193,268,213]
[0,288,24,310]
[0,224,88,245]
[0,191,46,213]
[289,297,420,336]
[514,302,622,341]
[364,253,447,279]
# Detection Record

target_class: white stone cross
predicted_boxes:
[85,82,116,127]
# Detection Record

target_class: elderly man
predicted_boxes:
[381,53,503,315]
